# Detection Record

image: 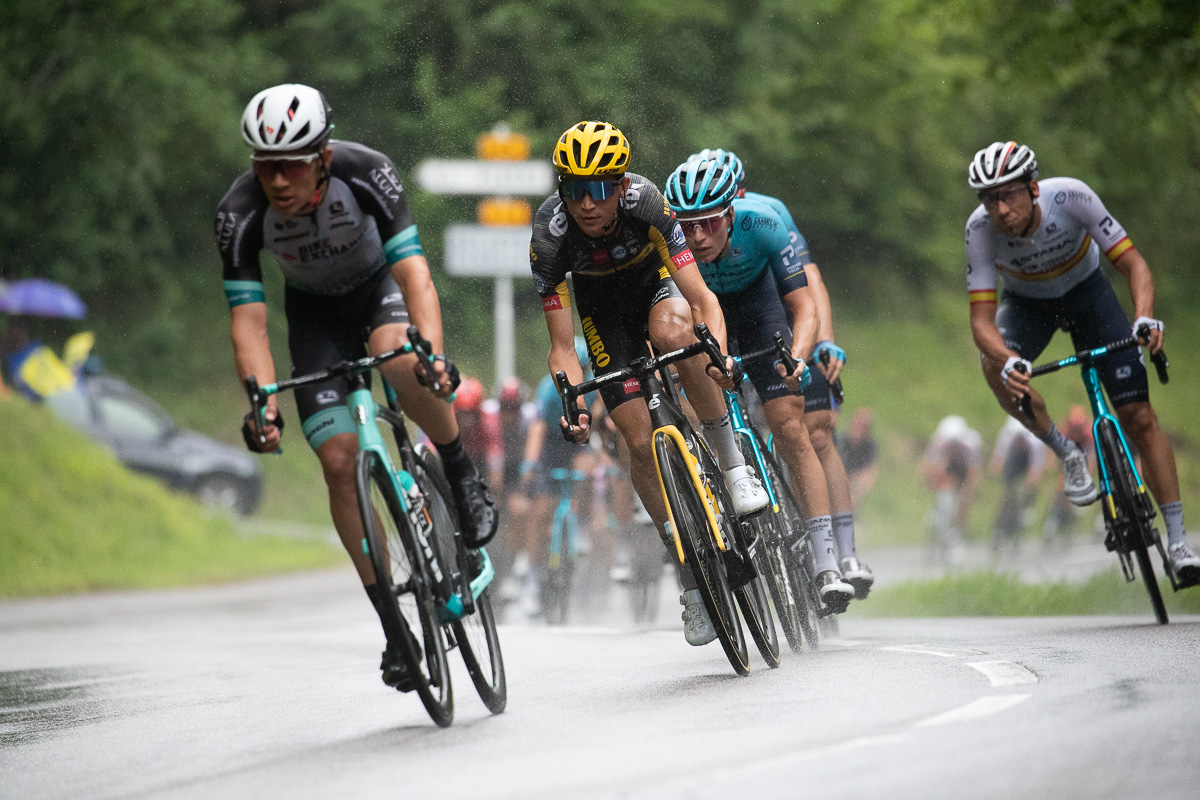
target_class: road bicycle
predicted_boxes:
[555,324,780,675]
[244,326,506,725]
[541,466,588,624]
[1019,327,1174,624]
[728,336,823,652]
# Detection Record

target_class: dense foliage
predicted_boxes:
[2,0,1197,388]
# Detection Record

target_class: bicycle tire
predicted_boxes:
[356,450,454,727]
[414,448,507,714]
[544,512,575,625]
[656,434,750,675]
[1097,420,1168,625]
[738,434,805,654]
[759,439,821,649]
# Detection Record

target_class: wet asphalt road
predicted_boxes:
[2,567,1199,800]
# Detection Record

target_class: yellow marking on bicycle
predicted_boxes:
[652,425,728,555]
[1107,495,1116,518]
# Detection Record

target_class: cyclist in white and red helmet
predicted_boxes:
[964,140,1196,583]
[216,84,499,691]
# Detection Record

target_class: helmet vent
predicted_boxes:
[292,122,310,143]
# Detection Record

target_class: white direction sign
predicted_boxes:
[416,159,554,196]
[444,224,532,278]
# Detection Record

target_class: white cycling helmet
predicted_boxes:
[241,84,334,157]
[936,415,970,442]
[967,141,1037,191]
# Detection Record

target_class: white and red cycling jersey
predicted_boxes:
[964,177,1135,304]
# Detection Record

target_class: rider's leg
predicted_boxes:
[806,408,856,559]
[1116,401,1185,543]
[314,432,376,585]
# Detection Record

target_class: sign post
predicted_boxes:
[418,125,549,389]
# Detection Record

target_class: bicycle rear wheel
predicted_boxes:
[759,439,821,649]
[416,448,507,714]
[1097,420,1168,625]
[357,451,454,727]
[657,433,750,676]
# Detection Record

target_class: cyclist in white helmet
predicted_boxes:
[964,140,1197,584]
[216,84,499,692]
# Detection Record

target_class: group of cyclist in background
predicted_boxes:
[218,83,1196,690]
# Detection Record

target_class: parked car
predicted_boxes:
[46,374,263,515]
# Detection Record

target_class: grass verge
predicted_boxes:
[0,397,340,598]
[847,569,1200,618]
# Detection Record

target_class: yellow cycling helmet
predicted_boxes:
[552,121,631,177]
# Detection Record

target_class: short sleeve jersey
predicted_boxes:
[528,174,696,311]
[743,191,813,267]
[695,197,808,296]
[965,177,1134,304]
[215,140,424,303]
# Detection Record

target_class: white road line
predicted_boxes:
[914,694,1031,727]
[966,660,1039,687]
[882,644,983,658]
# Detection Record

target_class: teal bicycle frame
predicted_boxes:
[250,347,493,623]
[548,467,588,568]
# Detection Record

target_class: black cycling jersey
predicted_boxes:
[215,140,423,302]
[529,173,695,314]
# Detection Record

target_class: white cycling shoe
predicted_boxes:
[724,465,769,516]
[840,557,875,599]
[817,571,854,613]
[1168,542,1200,586]
[1062,448,1099,506]
[680,589,717,646]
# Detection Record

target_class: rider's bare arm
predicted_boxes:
[544,305,590,440]
[781,284,818,367]
[670,262,729,355]
[1110,248,1163,353]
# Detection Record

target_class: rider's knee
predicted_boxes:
[807,422,833,455]
[1118,403,1159,440]
[317,437,358,487]
[649,308,693,352]
[773,415,811,456]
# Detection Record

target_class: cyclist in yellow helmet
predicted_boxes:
[529,121,773,647]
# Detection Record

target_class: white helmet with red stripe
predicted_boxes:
[968,141,1038,190]
[241,84,334,156]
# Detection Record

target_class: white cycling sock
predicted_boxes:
[832,511,857,560]
[701,414,746,470]
[1161,501,1186,547]
[807,515,838,575]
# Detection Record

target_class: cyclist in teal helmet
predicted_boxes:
[665,157,856,611]
[685,147,875,599]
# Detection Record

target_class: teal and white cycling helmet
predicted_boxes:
[968,141,1037,191]
[688,148,745,190]
[665,158,738,215]
[242,84,334,157]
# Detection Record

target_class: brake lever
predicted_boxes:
[244,375,266,446]
[1013,361,1035,421]
[694,322,732,381]
[1137,324,1170,385]
[555,370,582,443]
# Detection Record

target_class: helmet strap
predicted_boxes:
[299,151,331,215]
[1017,183,1037,238]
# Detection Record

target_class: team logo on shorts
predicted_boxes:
[316,390,340,405]
[1116,366,1132,380]
[381,292,403,305]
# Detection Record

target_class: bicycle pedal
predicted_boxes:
[721,549,758,590]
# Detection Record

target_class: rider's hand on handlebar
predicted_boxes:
[1001,355,1033,401]
[414,354,461,399]
[775,354,811,392]
[813,340,846,383]
[242,405,284,453]
[704,355,738,391]
[1133,316,1165,355]
[561,411,591,444]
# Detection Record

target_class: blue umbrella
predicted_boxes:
[0,278,87,319]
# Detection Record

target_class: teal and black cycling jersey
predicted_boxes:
[694,196,808,296]
[215,140,424,302]
[743,191,812,267]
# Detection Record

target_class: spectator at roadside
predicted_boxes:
[837,407,879,510]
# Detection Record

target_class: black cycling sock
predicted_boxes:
[435,436,474,483]
[364,583,387,620]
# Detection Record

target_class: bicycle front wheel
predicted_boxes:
[656,433,750,676]
[357,450,454,727]
[415,448,507,713]
[1097,420,1168,625]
